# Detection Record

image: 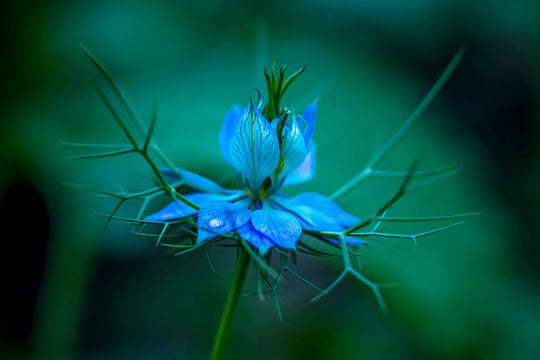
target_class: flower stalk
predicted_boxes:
[210,250,250,360]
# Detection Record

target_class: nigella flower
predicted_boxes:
[61,45,473,360]
[64,49,471,357]
[146,101,362,254]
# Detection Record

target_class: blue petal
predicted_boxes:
[273,115,308,183]
[219,105,242,166]
[251,204,302,249]
[236,220,274,254]
[197,200,252,243]
[281,103,317,186]
[282,147,316,186]
[275,192,359,231]
[229,102,280,194]
[161,168,229,194]
[301,102,317,152]
[325,236,367,247]
[145,192,223,222]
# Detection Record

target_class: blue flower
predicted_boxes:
[146,101,362,254]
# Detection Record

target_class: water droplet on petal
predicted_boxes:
[209,218,223,228]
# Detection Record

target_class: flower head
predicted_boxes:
[147,80,361,254]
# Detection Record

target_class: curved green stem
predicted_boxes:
[210,249,250,360]
[330,46,466,201]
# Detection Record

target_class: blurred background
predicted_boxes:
[1,0,539,359]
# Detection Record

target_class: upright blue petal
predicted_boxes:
[273,115,308,184]
[301,102,317,152]
[236,220,274,254]
[229,102,280,194]
[145,192,223,222]
[282,147,316,186]
[251,204,302,249]
[197,200,252,243]
[275,192,359,231]
[161,168,229,194]
[281,103,317,186]
[219,105,242,166]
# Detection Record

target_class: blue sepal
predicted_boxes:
[273,115,308,184]
[219,105,242,166]
[300,102,317,152]
[325,236,367,247]
[282,147,316,186]
[251,203,302,249]
[145,192,223,222]
[275,192,359,231]
[236,220,274,254]
[161,168,229,194]
[229,102,280,195]
[197,200,251,243]
[282,102,317,186]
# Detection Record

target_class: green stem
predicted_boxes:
[210,249,250,360]
[330,46,466,201]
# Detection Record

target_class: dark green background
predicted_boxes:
[1,0,539,359]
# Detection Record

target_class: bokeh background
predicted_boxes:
[1,0,540,359]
